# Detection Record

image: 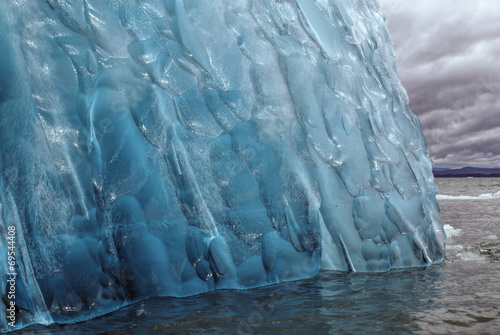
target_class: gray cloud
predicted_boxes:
[379,0,500,168]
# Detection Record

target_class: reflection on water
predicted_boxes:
[19,267,452,334]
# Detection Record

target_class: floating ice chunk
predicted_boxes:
[456,252,486,262]
[443,224,462,240]
[437,191,500,200]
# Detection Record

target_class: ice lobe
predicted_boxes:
[0,0,444,331]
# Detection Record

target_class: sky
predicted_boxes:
[379,0,500,168]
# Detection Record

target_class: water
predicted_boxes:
[15,178,500,334]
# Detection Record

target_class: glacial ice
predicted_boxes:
[0,0,445,331]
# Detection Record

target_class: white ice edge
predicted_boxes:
[437,191,500,200]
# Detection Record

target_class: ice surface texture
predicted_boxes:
[0,0,445,330]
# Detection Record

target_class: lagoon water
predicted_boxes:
[17,178,500,334]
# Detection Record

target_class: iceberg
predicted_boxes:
[0,0,444,331]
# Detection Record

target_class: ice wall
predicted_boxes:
[0,0,445,331]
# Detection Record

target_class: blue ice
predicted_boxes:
[0,0,445,331]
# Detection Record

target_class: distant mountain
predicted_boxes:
[432,168,453,172]
[433,166,500,178]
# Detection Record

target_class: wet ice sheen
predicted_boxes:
[0,0,444,331]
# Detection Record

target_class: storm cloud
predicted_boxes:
[379,0,500,168]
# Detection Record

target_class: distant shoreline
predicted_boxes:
[432,167,500,178]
